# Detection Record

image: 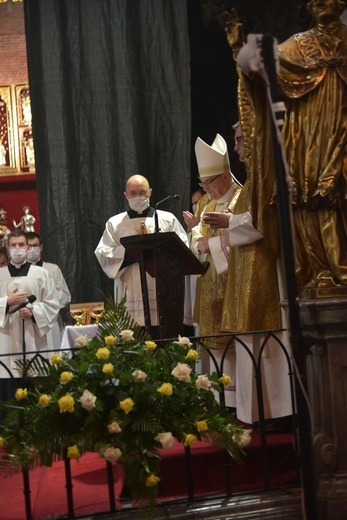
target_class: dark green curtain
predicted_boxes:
[23,0,191,302]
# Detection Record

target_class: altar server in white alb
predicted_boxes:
[25,231,71,349]
[95,175,188,328]
[0,230,61,380]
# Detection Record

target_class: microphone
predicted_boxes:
[8,295,37,314]
[154,194,181,233]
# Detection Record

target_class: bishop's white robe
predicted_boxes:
[0,264,61,378]
[95,208,188,326]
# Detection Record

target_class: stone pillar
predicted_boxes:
[299,297,347,519]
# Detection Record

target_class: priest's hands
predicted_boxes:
[137,221,149,234]
[7,287,29,307]
[19,307,33,320]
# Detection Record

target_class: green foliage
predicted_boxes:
[0,296,251,517]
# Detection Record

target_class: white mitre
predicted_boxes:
[194,134,231,179]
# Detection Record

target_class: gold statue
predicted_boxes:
[224,0,347,296]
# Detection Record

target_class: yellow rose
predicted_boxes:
[96,347,110,360]
[15,388,28,401]
[67,444,81,459]
[186,349,199,361]
[60,371,73,384]
[145,474,161,487]
[103,363,114,375]
[50,354,62,365]
[157,383,173,396]
[196,420,208,432]
[104,335,116,346]
[119,397,134,414]
[145,340,157,351]
[184,434,197,447]
[58,393,75,413]
[218,374,232,387]
[38,394,51,408]
[0,436,4,447]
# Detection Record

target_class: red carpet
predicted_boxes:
[0,431,298,520]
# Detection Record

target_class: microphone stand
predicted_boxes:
[154,194,180,233]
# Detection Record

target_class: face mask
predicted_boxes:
[27,246,41,263]
[9,248,27,265]
[128,196,150,213]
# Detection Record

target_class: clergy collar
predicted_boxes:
[8,261,31,277]
[127,206,155,219]
[30,259,43,267]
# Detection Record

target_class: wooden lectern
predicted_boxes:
[120,232,208,339]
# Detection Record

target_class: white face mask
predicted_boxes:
[128,196,150,213]
[27,246,41,263]
[9,248,27,265]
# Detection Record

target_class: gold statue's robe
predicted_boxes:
[278,23,347,289]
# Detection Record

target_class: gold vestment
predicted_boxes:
[192,186,241,340]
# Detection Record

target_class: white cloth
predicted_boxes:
[234,260,292,424]
[0,265,61,377]
[40,262,71,350]
[225,211,263,247]
[60,324,98,350]
[234,332,292,424]
[95,209,188,326]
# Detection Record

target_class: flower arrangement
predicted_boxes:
[0,296,251,516]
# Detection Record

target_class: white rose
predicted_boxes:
[155,432,175,450]
[104,447,122,463]
[119,329,134,342]
[79,389,96,411]
[171,362,192,382]
[108,421,122,434]
[173,335,193,348]
[232,428,252,447]
[74,335,89,347]
[133,369,148,382]
[195,374,212,391]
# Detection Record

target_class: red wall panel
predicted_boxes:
[0,174,40,234]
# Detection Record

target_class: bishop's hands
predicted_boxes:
[183,211,200,230]
[223,8,244,53]
[203,210,231,229]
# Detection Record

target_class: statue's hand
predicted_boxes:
[223,9,243,51]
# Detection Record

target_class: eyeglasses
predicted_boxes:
[198,173,223,188]
[234,136,243,145]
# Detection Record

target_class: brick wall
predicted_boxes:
[0,2,28,85]
[0,1,39,234]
